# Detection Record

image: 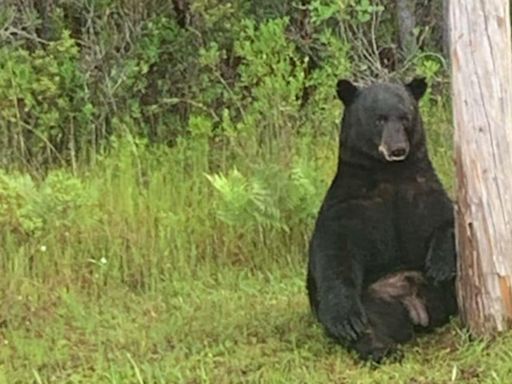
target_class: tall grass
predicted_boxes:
[0,91,453,287]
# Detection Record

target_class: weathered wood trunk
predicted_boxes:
[442,0,450,58]
[449,0,512,335]
[395,0,417,56]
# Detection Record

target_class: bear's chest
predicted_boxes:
[352,178,452,278]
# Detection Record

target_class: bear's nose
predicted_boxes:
[391,148,407,158]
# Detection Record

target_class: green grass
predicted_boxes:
[3,264,512,383]
[2,97,511,383]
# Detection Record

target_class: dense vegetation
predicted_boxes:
[2,1,510,382]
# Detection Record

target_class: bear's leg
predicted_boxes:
[417,279,458,331]
[353,276,458,362]
[351,271,438,363]
[367,271,429,327]
[351,295,414,363]
[308,234,368,342]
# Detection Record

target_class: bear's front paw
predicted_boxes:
[426,227,457,283]
[318,298,368,342]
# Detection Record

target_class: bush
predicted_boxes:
[0,0,447,167]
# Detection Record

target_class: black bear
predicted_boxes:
[307,78,457,362]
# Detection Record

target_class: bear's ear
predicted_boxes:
[336,79,359,106]
[405,77,427,101]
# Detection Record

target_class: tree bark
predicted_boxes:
[442,0,450,59]
[450,0,512,336]
[395,0,417,57]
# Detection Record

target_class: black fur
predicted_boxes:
[307,78,457,362]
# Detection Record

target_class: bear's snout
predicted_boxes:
[378,125,410,162]
[378,142,410,162]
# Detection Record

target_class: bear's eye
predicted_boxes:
[376,115,388,124]
[400,115,410,124]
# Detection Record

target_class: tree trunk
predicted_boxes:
[450,0,512,336]
[395,0,417,57]
[442,0,450,59]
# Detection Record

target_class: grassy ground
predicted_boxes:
[2,97,512,383]
[3,264,512,383]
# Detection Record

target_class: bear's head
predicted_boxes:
[336,78,427,166]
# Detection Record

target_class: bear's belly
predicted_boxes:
[339,199,418,276]
[341,185,452,285]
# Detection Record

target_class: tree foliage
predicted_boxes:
[0,0,446,168]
